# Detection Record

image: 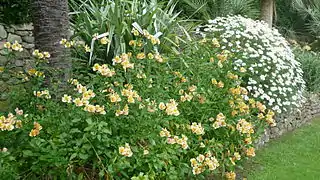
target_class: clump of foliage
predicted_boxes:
[174,0,260,20]
[69,0,182,65]
[196,15,306,114]
[0,0,32,24]
[0,26,278,179]
[293,44,320,92]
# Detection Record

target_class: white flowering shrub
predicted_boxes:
[196,15,306,114]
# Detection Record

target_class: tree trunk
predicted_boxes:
[260,0,274,28]
[33,0,71,91]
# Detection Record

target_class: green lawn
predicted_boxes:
[245,118,320,180]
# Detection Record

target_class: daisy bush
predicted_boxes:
[196,15,306,114]
[1,27,276,179]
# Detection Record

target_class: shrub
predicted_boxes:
[69,0,183,65]
[0,28,275,179]
[0,0,32,25]
[196,15,306,114]
[293,45,320,92]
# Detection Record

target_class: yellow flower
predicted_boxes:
[38,53,44,59]
[211,78,218,85]
[217,81,224,88]
[244,136,252,144]
[64,42,72,48]
[209,57,215,63]
[159,128,171,137]
[226,172,236,180]
[236,119,254,134]
[234,152,241,160]
[4,42,11,49]
[165,99,179,116]
[257,113,265,119]
[29,129,40,137]
[43,52,50,58]
[32,49,40,56]
[73,98,84,107]
[109,92,121,103]
[62,94,72,103]
[129,40,136,46]
[240,67,247,73]
[158,102,166,110]
[132,28,140,36]
[100,37,110,45]
[92,63,101,71]
[59,38,67,45]
[190,122,205,135]
[246,147,255,157]
[0,67,4,73]
[84,45,90,52]
[119,143,133,157]
[147,53,154,59]
[302,45,311,51]
[143,149,149,155]
[217,53,227,62]
[84,104,96,113]
[211,38,220,47]
[136,53,146,59]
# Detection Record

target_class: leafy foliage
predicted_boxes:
[0,27,276,179]
[0,0,32,25]
[174,0,260,20]
[69,0,183,65]
[292,0,320,37]
[293,45,320,92]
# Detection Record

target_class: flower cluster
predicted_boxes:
[211,113,227,129]
[190,122,205,135]
[0,109,23,131]
[112,53,134,71]
[32,49,50,59]
[34,90,51,99]
[59,38,75,48]
[236,119,254,134]
[92,63,116,77]
[197,15,306,114]
[119,143,133,157]
[161,99,179,116]
[246,147,256,157]
[3,41,23,52]
[27,68,45,78]
[29,122,42,137]
[132,28,160,45]
[121,84,141,104]
[160,128,188,149]
[225,171,236,180]
[190,153,220,175]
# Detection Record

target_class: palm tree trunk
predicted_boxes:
[260,0,274,28]
[33,0,71,90]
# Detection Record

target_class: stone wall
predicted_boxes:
[256,93,320,148]
[0,23,34,112]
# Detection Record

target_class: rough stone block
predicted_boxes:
[0,24,7,39]
[7,33,22,43]
[22,36,34,43]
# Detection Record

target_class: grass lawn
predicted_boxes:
[244,118,320,180]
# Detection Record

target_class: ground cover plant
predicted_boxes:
[0,16,306,179]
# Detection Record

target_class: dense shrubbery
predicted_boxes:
[0,20,282,179]
[69,0,182,65]
[293,44,320,92]
[0,0,32,24]
[196,16,305,114]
